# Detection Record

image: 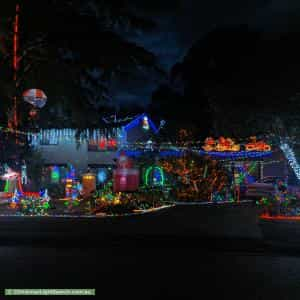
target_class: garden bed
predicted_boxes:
[0,201,262,240]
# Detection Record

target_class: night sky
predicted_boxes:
[0,0,299,129]
[109,0,298,105]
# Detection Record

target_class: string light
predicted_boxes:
[199,150,272,159]
[280,143,300,181]
[123,114,159,133]
[144,166,165,186]
[121,150,186,158]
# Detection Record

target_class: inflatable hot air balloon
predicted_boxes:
[23,89,47,108]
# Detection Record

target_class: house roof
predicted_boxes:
[123,113,159,134]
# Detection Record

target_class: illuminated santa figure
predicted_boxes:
[118,153,133,169]
[113,152,139,192]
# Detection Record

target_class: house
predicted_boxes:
[30,114,160,181]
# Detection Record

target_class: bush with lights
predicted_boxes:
[257,180,300,216]
[158,153,230,202]
[89,176,173,215]
[19,196,51,216]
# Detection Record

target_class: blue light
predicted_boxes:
[66,164,75,179]
[158,150,185,157]
[199,150,272,159]
[51,165,60,183]
[123,114,159,134]
[97,169,107,183]
[118,150,143,158]
[153,167,163,185]
[118,150,185,158]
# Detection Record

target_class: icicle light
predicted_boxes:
[280,143,300,181]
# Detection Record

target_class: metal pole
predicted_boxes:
[260,161,264,181]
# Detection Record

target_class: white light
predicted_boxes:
[280,143,300,181]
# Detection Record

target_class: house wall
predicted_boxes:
[36,141,118,174]
[34,115,158,174]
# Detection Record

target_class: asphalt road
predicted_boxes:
[0,202,295,299]
[0,237,299,299]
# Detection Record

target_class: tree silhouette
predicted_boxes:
[0,0,164,129]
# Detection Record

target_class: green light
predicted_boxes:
[236,162,257,185]
[4,180,10,192]
[145,166,165,186]
[51,166,60,183]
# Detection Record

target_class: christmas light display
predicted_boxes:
[12,188,21,203]
[121,150,185,158]
[202,137,215,152]
[123,113,159,134]
[1,167,18,181]
[51,166,60,183]
[142,116,150,131]
[159,154,230,202]
[40,189,50,206]
[199,150,272,159]
[29,108,38,119]
[82,173,96,198]
[11,4,19,129]
[65,178,73,198]
[280,143,300,181]
[66,164,75,180]
[97,169,108,184]
[257,178,299,218]
[19,194,51,215]
[26,128,123,147]
[245,136,271,152]
[107,138,117,149]
[113,154,139,192]
[203,137,240,152]
[202,137,271,153]
[144,166,165,186]
[64,164,76,198]
[23,89,47,108]
[3,164,12,192]
[99,137,106,150]
[4,180,10,193]
[1,168,24,195]
[236,162,257,185]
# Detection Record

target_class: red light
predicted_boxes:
[99,138,106,150]
[29,109,38,118]
[108,138,117,148]
[260,214,300,221]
